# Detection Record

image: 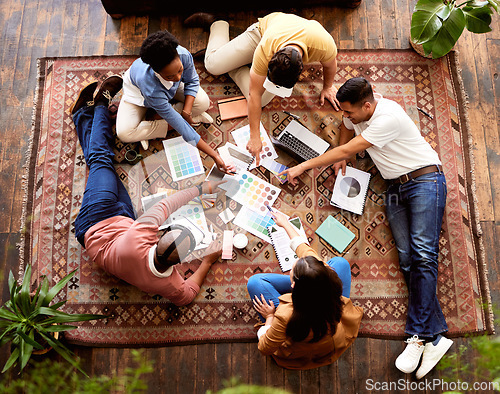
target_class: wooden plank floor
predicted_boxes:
[0,0,498,392]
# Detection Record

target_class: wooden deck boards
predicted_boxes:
[0,0,498,392]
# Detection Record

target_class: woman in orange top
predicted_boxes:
[247,209,363,370]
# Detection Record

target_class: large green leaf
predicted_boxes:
[1,347,19,373]
[37,307,105,323]
[44,324,78,332]
[15,327,44,350]
[35,277,50,308]
[43,269,77,305]
[0,306,20,322]
[411,0,452,43]
[423,8,466,58]
[463,5,493,32]
[19,332,34,371]
[39,331,88,376]
[8,272,20,316]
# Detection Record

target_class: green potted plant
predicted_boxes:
[0,265,106,375]
[410,0,499,58]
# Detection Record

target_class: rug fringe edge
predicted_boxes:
[449,49,495,335]
[16,58,42,282]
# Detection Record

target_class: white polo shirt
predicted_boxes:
[343,94,441,180]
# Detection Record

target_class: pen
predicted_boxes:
[283,110,300,120]
[266,204,273,213]
[417,107,434,120]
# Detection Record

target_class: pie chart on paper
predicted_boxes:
[339,177,361,198]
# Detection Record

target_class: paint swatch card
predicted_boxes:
[231,123,278,169]
[218,142,254,173]
[220,170,281,214]
[160,203,210,250]
[261,158,288,184]
[163,137,204,181]
[233,206,275,243]
[222,230,234,259]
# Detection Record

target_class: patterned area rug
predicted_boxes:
[20,50,493,346]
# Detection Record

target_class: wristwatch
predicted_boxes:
[196,184,203,196]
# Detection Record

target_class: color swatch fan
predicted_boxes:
[163,136,205,181]
[233,206,275,243]
[231,123,278,169]
[220,171,281,214]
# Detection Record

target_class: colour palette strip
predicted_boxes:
[163,136,205,181]
[231,123,278,169]
[233,206,275,243]
[261,158,288,184]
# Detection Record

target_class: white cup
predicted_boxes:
[233,233,248,249]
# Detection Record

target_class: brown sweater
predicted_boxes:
[257,243,364,370]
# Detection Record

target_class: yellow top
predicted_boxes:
[252,12,337,76]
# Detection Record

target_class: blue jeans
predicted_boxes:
[74,105,135,247]
[385,171,448,339]
[247,257,352,322]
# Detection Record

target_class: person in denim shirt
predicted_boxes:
[117,30,231,173]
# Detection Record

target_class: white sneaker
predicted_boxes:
[191,111,213,125]
[395,335,425,373]
[140,140,149,150]
[415,336,453,379]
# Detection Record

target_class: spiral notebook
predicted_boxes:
[330,166,371,215]
[267,217,308,272]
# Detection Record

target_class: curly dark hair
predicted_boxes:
[139,30,180,73]
[267,47,304,88]
[286,256,344,343]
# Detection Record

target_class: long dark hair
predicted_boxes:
[286,256,344,343]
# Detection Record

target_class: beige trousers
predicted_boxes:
[205,20,275,107]
[116,83,210,143]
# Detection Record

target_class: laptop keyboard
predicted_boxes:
[279,131,320,161]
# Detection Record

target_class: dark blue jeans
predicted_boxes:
[386,171,448,339]
[247,257,352,322]
[73,105,135,247]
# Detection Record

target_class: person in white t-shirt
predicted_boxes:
[282,77,453,379]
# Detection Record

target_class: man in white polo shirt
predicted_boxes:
[283,77,453,379]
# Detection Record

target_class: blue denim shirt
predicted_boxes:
[128,46,200,145]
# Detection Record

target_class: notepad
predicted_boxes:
[218,96,248,121]
[330,166,371,215]
[267,217,308,272]
[315,216,355,253]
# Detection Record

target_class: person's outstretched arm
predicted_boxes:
[188,240,222,288]
[281,133,373,185]
[246,70,267,165]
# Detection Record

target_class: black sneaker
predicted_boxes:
[69,81,98,114]
[94,75,123,107]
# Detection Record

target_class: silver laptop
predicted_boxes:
[272,120,330,163]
